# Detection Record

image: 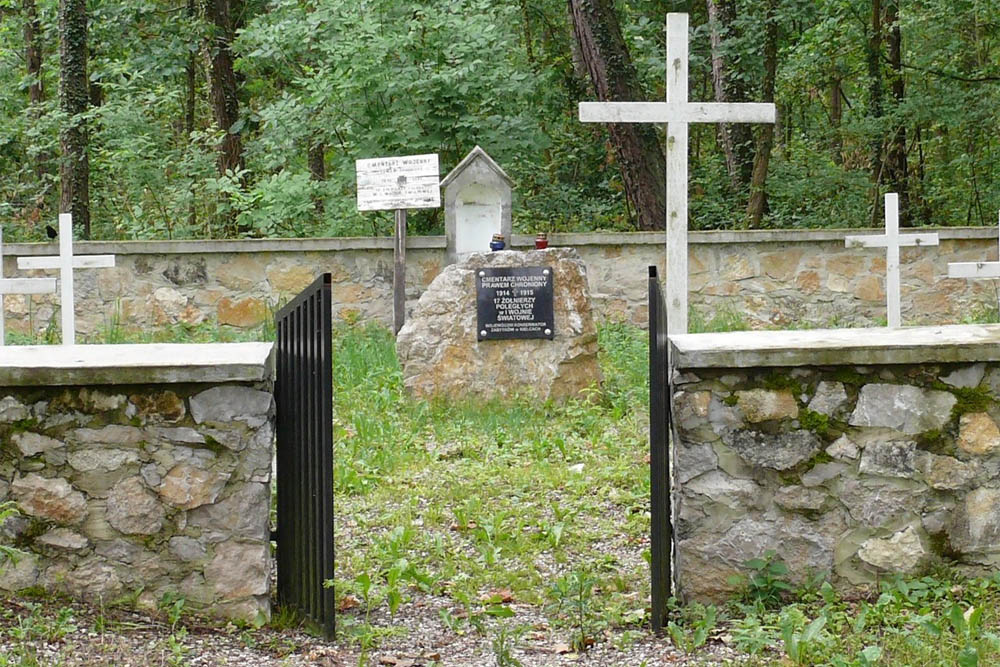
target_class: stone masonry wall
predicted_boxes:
[673,360,1000,602]
[3,228,999,339]
[0,382,273,623]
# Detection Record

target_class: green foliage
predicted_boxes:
[728,551,795,610]
[666,601,717,654]
[5,0,998,238]
[689,305,749,333]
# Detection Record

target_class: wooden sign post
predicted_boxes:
[580,13,776,334]
[17,213,116,345]
[356,154,440,333]
[0,228,57,345]
[845,193,939,328]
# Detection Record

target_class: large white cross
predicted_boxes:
[0,228,56,346]
[948,211,1000,283]
[579,12,776,334]
[844,193,938,328]
[17,213,115,345]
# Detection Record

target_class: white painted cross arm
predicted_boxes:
[948,212,1000,279]
[18,255,115,270]
[15,213,116,345]
[579,102,775,124]
[0,228,57,346]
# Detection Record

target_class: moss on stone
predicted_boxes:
[915,428,952,455]
[761,372,803,395]
[946,385,994,417]
[830,369,865,386]
[798,409,831,438]
[723,394,738,407]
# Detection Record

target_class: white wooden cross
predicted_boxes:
[949,211,1000,285]
[17,213,115,345]
[844,193,939,328]
[0,228,56,346]
[579,12,776,334]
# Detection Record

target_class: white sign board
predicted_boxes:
[356,153,441,211]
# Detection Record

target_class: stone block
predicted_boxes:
[809,382,848,417]
[158,464,230,510]
[857,525,929,574]
[859,441,917,478]
[204,540,269,600]
[850,384,955,434]
[217,297,268,328]
[736,389,798,423]
[958,412,1000,456]
[723,429,822,471]
[11,474,87,525]
[106,477,165,535]
[190,386,272,427]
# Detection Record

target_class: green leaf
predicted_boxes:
[485,605,515,618]
[801,615,827,643]
[958,645,979,667]
[860,645,882,664]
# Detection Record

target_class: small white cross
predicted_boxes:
[948,211,1000,283]
[17,213,115,345]
[579,13,776,334]
[0,228,56,346]
[844,193,939,328]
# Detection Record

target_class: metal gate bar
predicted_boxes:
[275,273,334,638]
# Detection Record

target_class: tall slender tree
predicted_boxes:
[745,0,778,227]
[23,0,46,183]
[706,0,755,195]
[206,0,244,179]
[58,0,90,238]
[568,0,666,231]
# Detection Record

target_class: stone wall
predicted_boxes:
[3,228,999,339]
[670,325,1000,602]
[0,343,274,623]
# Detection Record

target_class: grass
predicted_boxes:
[331,320,651,648]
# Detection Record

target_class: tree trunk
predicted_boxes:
[308,138,326,216]
[185,0,197,139]
[23,0,46,182]
[706,0,754,194]
[206,0,244,179]
[884,0,908,224]
[58,0,90,238]
[745,0,778,228]
[829,78,843,164]
[567,0,666,231]
[866,0,885,224]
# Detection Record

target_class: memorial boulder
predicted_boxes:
[396,248,601,401]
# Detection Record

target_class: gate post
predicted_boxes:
[648,266,672,633]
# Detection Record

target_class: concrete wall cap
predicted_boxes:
[0,343,274,386]
[671,324,1000,369]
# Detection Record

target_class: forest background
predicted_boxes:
[0,0,997,242]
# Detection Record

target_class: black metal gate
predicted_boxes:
[648,266,672,633]
[275,273,335,638]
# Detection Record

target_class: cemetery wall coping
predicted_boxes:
[3,227,995,256]
[670,324,1000,369]
[0,342,273,386]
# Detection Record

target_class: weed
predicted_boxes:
[491,622,526,667]
[547,568,599,651]
[666,602,717,654]
[728,551,794,609]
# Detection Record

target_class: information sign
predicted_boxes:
[476,267,554,341]
[356,153,440,211]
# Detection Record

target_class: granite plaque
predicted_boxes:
[476,267,554,341]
